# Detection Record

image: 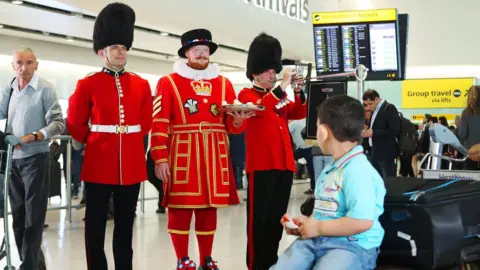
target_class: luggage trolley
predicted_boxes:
[419,123,478,180]
[0,144,17,270]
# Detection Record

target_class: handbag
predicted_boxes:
[0,78,16,173]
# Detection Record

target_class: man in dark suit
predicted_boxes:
[361,89,400,178]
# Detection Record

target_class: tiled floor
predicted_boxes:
[0,179,311,270]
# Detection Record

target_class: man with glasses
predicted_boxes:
[67,3,152,269]
[0,46,65,270]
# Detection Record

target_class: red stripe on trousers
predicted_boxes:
[248,173,255,270]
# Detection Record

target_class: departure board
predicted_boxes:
[311,8,402,81]
[313,26,341,73]
[341,24,369,72]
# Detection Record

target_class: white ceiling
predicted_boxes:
[1,0,480,76]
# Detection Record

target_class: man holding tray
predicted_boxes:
[238,32,307,270]
[150,28,253,270]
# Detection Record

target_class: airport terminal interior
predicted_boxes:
[0,0,480,269]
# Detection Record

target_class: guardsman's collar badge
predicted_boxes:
[102,67,126,77]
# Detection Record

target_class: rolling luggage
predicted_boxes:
[378,177,480,269]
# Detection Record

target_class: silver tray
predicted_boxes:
[221,104,265,112]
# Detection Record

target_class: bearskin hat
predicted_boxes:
[245,32,283,81]
[92,3,136,53]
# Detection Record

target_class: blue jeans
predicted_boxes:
[270,237,379,270]
[313,156,333,184]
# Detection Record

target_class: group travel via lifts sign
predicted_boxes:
[401,78,475,109]
[243,0,310,22]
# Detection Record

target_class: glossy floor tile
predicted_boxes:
[0,179,312,270]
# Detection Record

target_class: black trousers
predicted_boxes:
[9,152,49,270]
[399,153,414,177]
[84,182,140,270]
[369,153,397,178]
[294,148,315,190]
[246,170,293,270]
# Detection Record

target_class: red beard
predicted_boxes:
[188,59,209,70]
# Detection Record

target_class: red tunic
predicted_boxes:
[150,72,243,209]
[238,85,307,173]
[67,68,153,186]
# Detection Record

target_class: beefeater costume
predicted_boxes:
[150,29,243,270]
[66,3,153,270]
[238,33,307,270]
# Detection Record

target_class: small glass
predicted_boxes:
[292,65,305,89]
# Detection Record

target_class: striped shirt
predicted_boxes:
[0,72,65,159]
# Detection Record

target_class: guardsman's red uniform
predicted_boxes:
[150,28,243,270]
[68,68,153,185]
[66,3,153,269]
[240,33,307,270]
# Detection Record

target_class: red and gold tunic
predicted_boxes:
[150,63,243,209]
[238,85,307,173]
[67,67,153,186]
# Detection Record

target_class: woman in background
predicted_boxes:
[459,85,480,170]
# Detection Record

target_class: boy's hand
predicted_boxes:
[299,218,321,239]
[281,214,301,236]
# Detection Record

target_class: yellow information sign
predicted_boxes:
[411,114,460,122]
[401,78,474,109]
[312,8,397,25]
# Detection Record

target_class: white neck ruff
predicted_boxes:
[173,59,220,80]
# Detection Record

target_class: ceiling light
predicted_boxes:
[11,0,23,4]
[66,36,74,42]
[42,31,50,36]
[160,32,169,37]
[0,25,4,29]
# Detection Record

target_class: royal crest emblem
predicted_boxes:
[184,99,199,114]
[210,104,220,116]
[191,80,213,96]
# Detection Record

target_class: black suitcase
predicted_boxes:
[378,177,480,270]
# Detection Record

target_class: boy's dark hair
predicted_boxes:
[316,95,365,143]
[362,89,380,101]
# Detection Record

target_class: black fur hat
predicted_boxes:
[246,33,283,81]
[93,3,135,53]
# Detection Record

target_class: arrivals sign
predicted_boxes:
[401,78,474,109]
[243,0,310,22]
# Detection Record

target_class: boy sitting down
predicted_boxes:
[270,95,386,270]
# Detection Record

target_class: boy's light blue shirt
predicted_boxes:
[313,145,386,250]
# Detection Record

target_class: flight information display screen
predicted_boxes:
[313,26,341,73]
[311,8,402,81]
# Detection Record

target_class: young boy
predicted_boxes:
[270,95,386,270]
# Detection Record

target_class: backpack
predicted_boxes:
[384,103,418,155]
[397,115,419,155]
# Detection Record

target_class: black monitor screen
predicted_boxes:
[306,81,348,139]
[312,9,402,81]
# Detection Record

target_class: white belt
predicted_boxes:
[90,124,141,134]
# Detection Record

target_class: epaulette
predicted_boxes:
[84,71,97,78]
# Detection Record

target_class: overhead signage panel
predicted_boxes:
[312,8,397,25]
[401,78,474,109]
